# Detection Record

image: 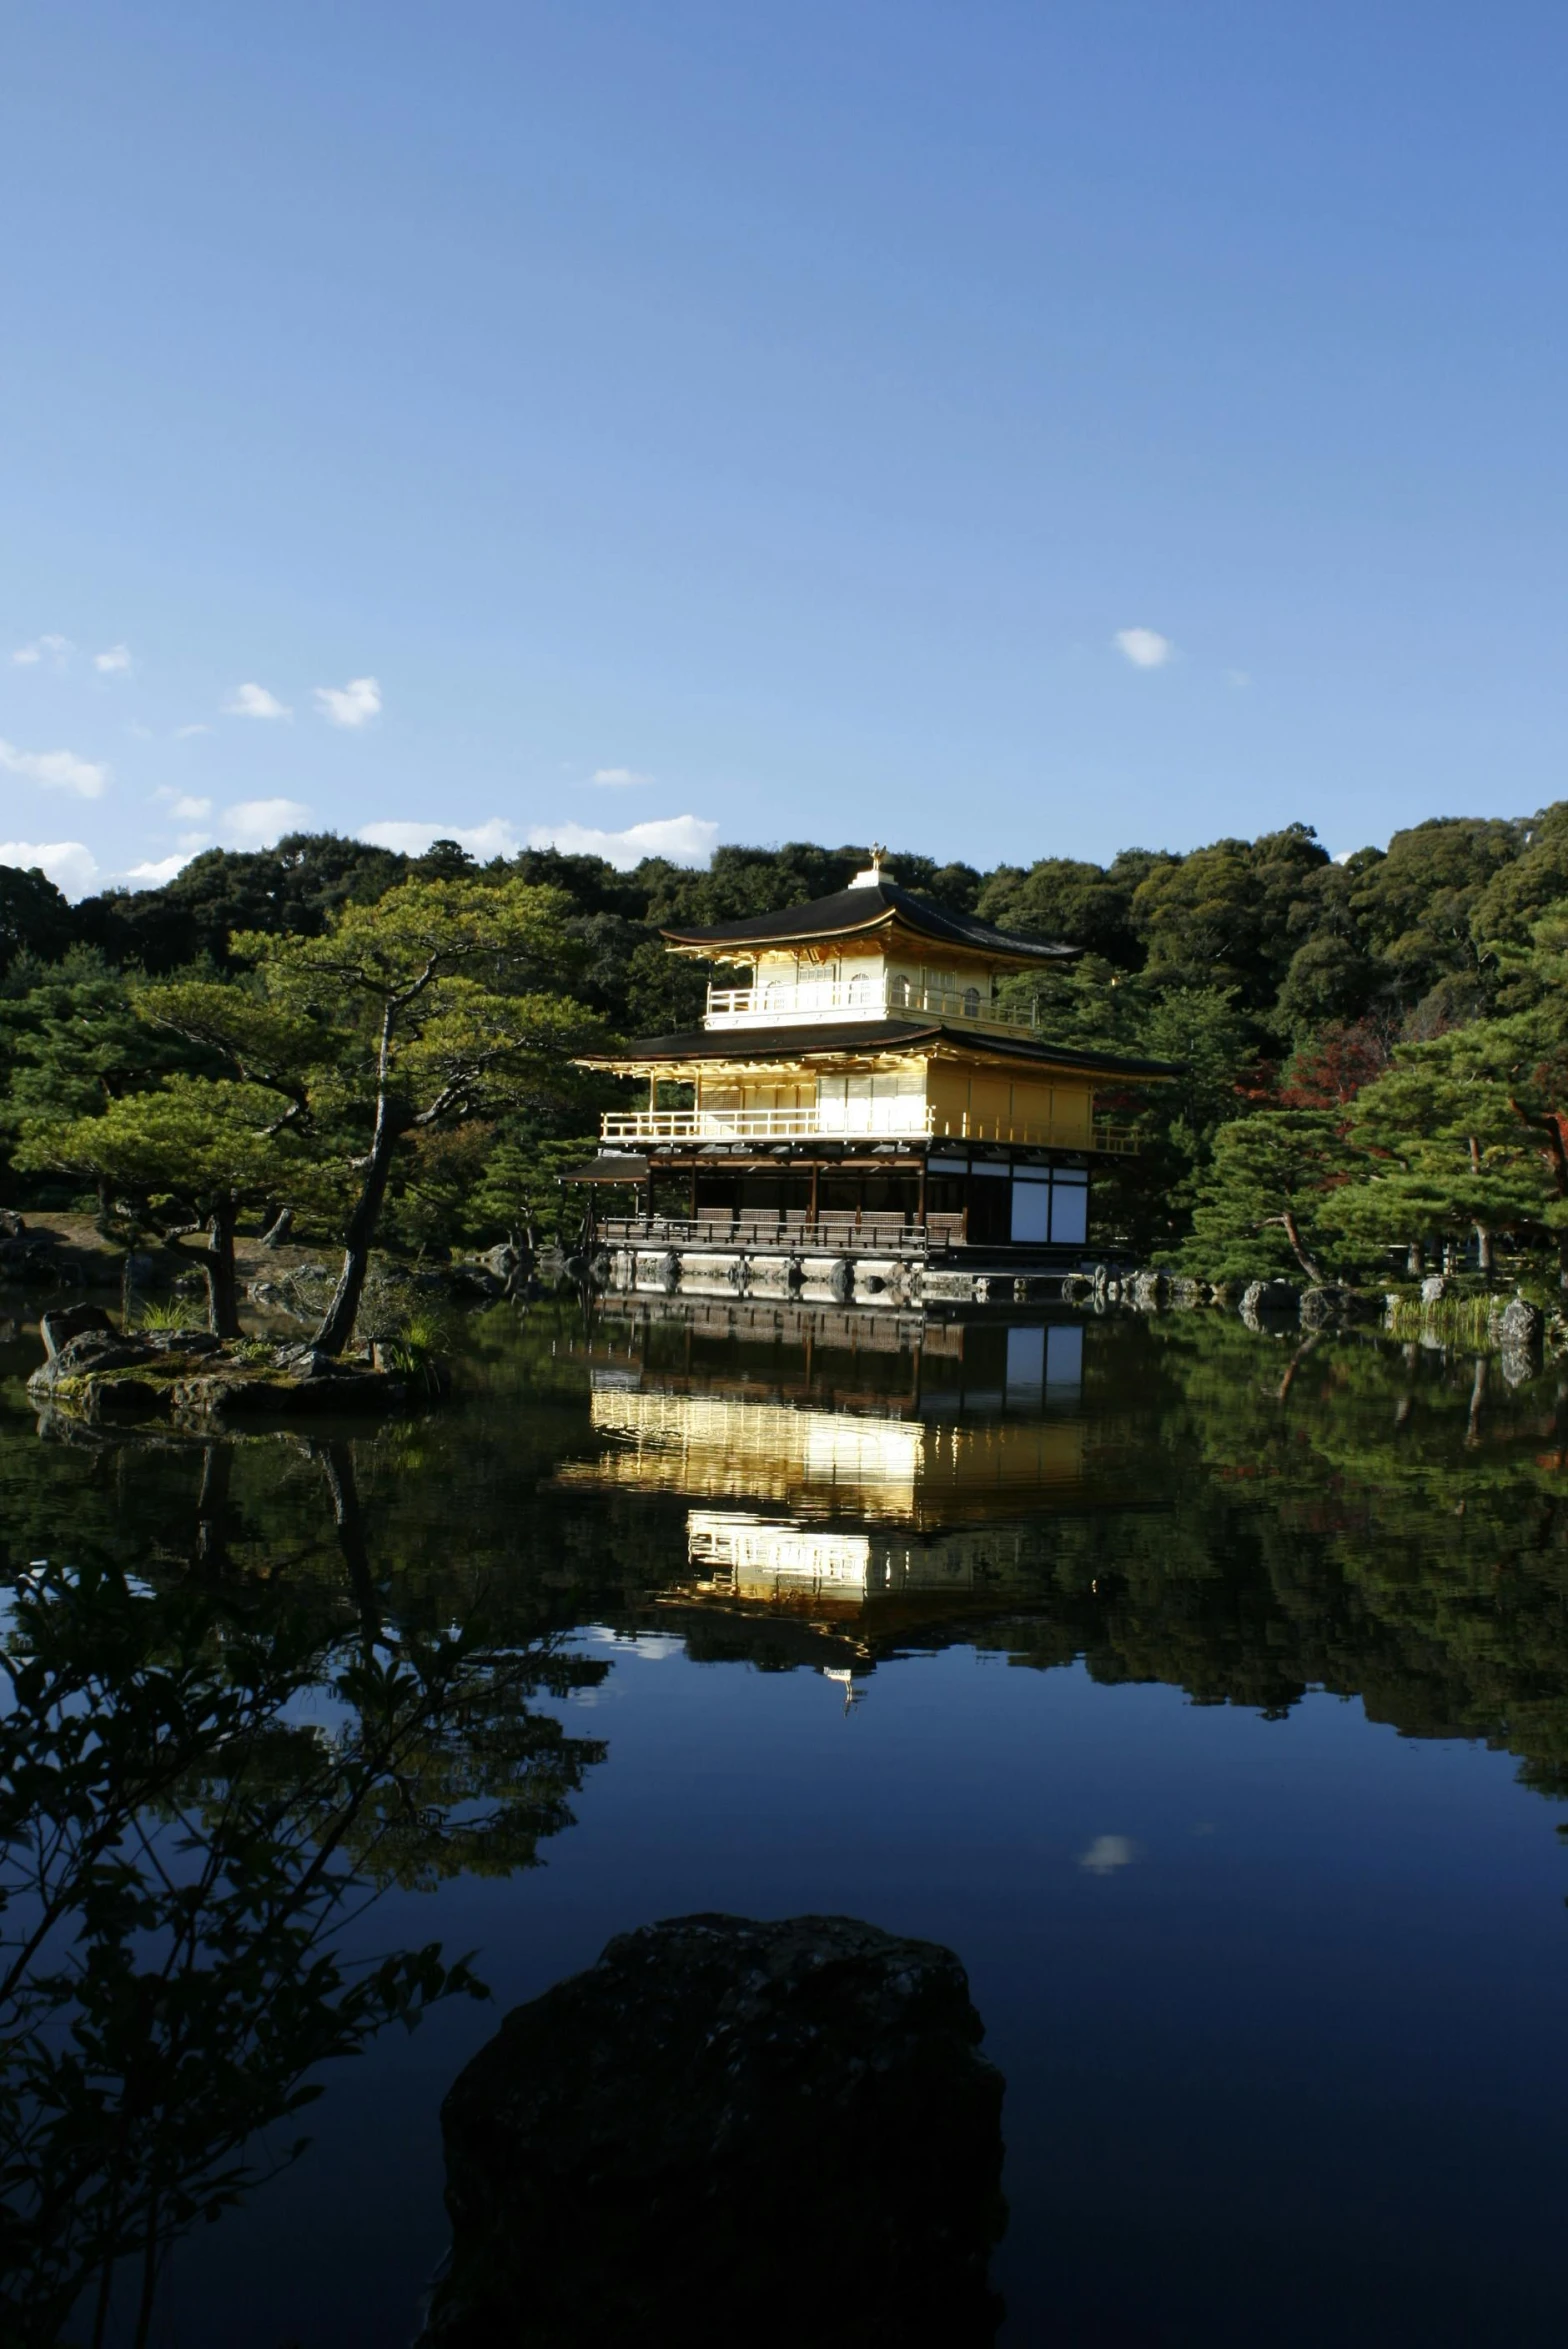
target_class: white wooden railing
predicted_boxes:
[703,979,1039,1031]
[602,1105,934,1143]
[599,1107,1139,1153]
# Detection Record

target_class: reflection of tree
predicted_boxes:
[0,1543,605,2345]
[979,1318,1568,1806]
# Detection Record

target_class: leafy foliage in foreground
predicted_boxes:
[0,1537,604,2347]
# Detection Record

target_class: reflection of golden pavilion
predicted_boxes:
[562,1380,1086,1527]
[554,1305,1117,1645]
[684,1509,1039,1622]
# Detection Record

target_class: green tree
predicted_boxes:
[1131,825,1331,1009]
[1468,801,1568,963]
[0,949,198,1189]
[1349,815,1521,1019]
[149,878,601,1353]
[72,831,411,975]
[468,1130,607,1247]
[379,1122,496,1258]
[1336,1044,1554,1276]
[13,1077,316,1335]
[1182,1109,1350,1281]
[0,865,74,976]
[975,849,1171,968]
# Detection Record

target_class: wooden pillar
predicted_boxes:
[688,1163,698,1223]
[916,1152,928,1231]
[807,1160,820,1230]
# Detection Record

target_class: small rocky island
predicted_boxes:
[27,1304,433,1427]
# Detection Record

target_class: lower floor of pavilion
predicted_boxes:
[565,1137,1100,1258]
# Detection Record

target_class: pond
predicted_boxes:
[3,1296,1567,2346]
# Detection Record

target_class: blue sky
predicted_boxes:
[5,1,1568,895]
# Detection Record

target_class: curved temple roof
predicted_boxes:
[659,879,1075,968]
[576,1016,1178,1080]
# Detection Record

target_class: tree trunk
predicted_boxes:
[1276,1333,1321,1403]
[1508,1095,1568,1197]
[202,1197,241,1339]
[318,1441,379,1639]
[193,1445,232,1579]
[1406,1239,1425,1277]
[1465,1354,1487,1448]
[260,1205,293,1247]
[313,1118,401,1356]
[1465,1138,1495,1279]
[1278,1208,1326,1286]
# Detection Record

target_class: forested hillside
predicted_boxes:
[5,805,1568,1280]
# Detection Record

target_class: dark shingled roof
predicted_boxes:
[559,1153,651,1183]
[659,881,1075,965]
[576,1017,1178,1080]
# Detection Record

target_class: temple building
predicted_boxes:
[570,854,1174,1298]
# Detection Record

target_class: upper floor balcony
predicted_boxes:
[703,976,1038,1032]
[599,1104,1139,1154]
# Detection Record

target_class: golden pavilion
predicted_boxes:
[570,853,1173,1295]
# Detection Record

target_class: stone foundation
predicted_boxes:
[603,1241,1063,1311]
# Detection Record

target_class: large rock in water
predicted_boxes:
[1240,1278,1301,1324]
[420,1913,1006,2349]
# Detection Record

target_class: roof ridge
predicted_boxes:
[658,878,1073,962]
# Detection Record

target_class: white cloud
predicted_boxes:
[590,766,653,788]
[220,797,312,848]
[1113,627,1174,670]
[530,815,718,868]
[122,854,192,886]
[11,634,72,670]
[126,722,155,742]
[153,790,213,820]
[94,644,133,674]
[0,839,99,897]
[173,723,212,738]
[357,813,717,870]
[0,739,111,798]
[224,681,292,720]
[315,675,381,728]
[1078,1834,1138,1876]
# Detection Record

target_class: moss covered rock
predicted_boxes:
[28,1326,428,1425]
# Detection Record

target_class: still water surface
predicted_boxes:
[4,1299,1567,2344]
